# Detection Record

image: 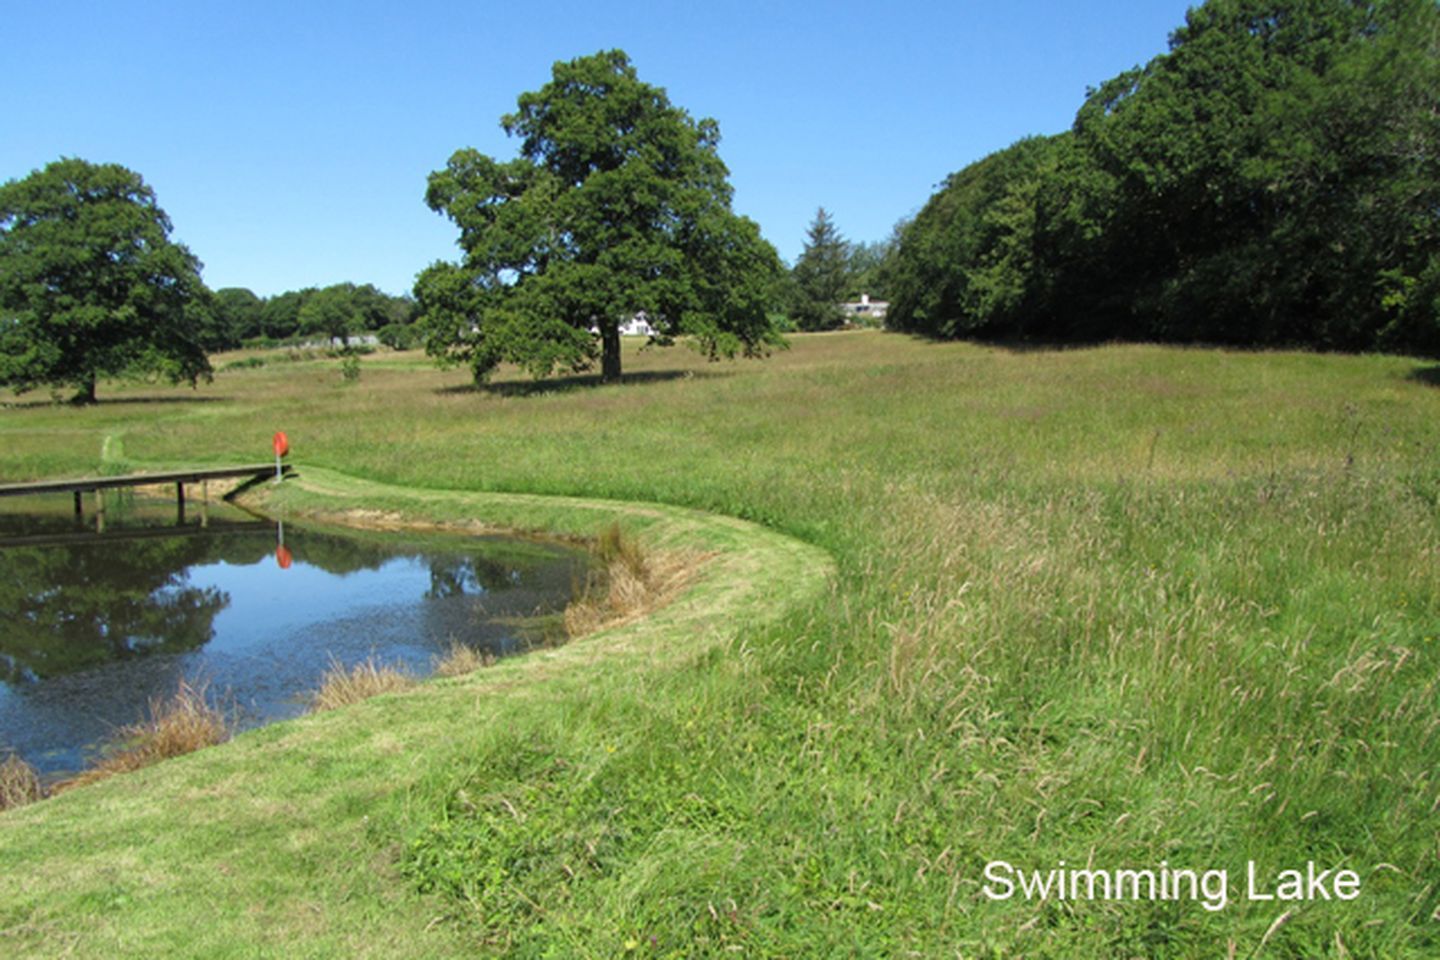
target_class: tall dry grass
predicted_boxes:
[563,522,707,637]
[0,753,43,811]
[309,656,414,712]
[51,679,228,793]
[431,640,496,677]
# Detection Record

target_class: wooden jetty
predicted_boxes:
[0,464,291,529]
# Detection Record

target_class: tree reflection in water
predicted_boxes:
[0,498,585,776]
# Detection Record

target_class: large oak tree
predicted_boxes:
[416,50,783,383]
[0,158,212,403]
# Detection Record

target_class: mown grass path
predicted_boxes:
[0,467,834,958]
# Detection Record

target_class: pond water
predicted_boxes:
[0,493,587,778]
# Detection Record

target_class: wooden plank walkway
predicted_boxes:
[0,464,286,499]
[0,464,290,526]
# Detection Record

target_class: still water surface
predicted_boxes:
[0,494,586,777]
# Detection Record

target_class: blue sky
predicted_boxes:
[2,0,1198,297]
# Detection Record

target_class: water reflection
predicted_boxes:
[0,495,585,777]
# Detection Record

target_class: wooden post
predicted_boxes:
[200,479,209,528]
[176,481,186,525]
[74,490,83,517]
[94,489,105,534]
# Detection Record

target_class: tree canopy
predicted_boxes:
[416,49,784,383]
[297,283,403,349]
[886,0,1440,356]
[207,287,265,351]
[0,158,212,402]
[200,284,414,349]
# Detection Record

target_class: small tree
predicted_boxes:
[298,284,364,350]
[790,207,851,331]
[259,288,312,341]
[210,288,265,349]
[417,49,784,384]
[0,158,211,402]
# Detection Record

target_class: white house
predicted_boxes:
[839,293,888,323]
[619,313,657,336]
[590,313,658,337]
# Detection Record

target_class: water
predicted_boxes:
[0,493,587,777]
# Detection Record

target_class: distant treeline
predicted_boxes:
[203,283,417,352]
[885,0,1440,355]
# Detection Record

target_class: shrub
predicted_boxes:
[221,356,268,371]
[339,354,362,384]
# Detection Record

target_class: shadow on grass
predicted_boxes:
[902,331,1440,366]
[2,394,230,410]
[1409,365,1440,388]
[979,333,1254,355]
[890,329,1112,354]
[984,338,1113,354]
[437,368,729,398]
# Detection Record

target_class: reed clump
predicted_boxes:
[0,753,43,811]
[431,640,496,677]
[563,522,707,638]
[52,679,228,793]
[309,656,415,712]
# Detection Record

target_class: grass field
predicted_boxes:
[1,331,1437,957]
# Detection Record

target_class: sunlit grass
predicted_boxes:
[1,333,1437,956]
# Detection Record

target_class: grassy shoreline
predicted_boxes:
[1,332,1437,956]
[0,467,834,957]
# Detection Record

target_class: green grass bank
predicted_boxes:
[1,332,1437,957]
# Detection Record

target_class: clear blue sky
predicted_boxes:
[2,0,1198,297]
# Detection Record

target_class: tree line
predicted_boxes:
[207,283,417,352]
[4,1,1438,402]
[884,0,1440,355]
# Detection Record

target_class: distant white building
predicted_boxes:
[840,293,888,323]
[619,313,657,336]
[591,313,658,337]
[301,333,381,349]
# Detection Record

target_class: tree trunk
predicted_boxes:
[71,373,97,405]
[601,322,622,383]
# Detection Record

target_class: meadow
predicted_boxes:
[0,331,1437,957]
